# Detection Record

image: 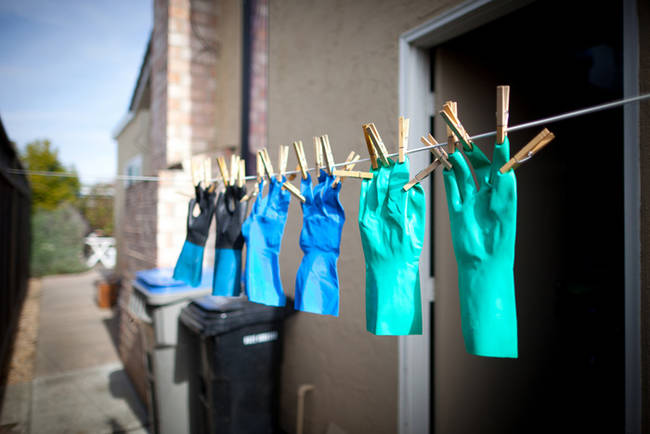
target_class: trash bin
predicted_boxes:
[128,267,214,434]
[179,295,291,434]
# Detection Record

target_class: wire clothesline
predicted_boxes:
[7,93,650,183]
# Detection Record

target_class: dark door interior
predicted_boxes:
[432,1,624,432]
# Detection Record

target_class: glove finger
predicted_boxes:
[385,157,410,220]
[491,136,510,177]
[442,166,462,213]
[186,198,198,226]
[464,145,491,190]
[323,175,344,220]
[406,183,426,245]
[491,166,517,213]
[300,173,314,205]
[448,151,475,203]
[267,177,291,217]
[358,172,371,224]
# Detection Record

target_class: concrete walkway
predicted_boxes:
[1,270,148,434]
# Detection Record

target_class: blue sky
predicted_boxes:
[0,0,152,184]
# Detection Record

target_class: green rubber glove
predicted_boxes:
[442,137,518,358]
[359,156,426,335]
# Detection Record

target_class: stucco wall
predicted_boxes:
[213,0,242,151]
[267,1,461,433]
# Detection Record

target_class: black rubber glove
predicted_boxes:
[212,185,248,296]
[186,185,217,246]
[173,185,217,286]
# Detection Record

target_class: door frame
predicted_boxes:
[397,0,641,432]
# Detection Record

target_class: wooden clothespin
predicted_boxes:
[229,155,240,186]
[496,85,510,145]
[282,181,306,203]
[238,159,245,188]
[287,164,300,181]
[204,158,216,192]
[256,152,264,183]
[420,134,452,170]
[332,151,360,187]
[277,145,289,181]
[500,128,555,173]
[332,169,373,180]
[313,136,324,171]
[216,156,230,186]
[403,159,441,191]
[258,149,274,179]
[364,123,390,166]
[175,190,194,198]
[398,116,410,163]
[440,102,474,151]
[445,101,459,153]
[293,141,308,179]
[320,135,336,175]
[363,124,379,170]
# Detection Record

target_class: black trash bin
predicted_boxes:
[180,295,291,434]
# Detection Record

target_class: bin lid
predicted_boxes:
[132,267,213,306]
[179,295,292,337]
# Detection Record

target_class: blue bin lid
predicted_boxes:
[132,268,214,306]
[135,267,213,293]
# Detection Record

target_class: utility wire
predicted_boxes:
[7,93,649,183]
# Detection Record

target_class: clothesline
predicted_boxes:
[7,93,649,183]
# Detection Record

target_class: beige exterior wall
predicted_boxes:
[214,0,242,151]
[115,109,151,275]
[267,1,461,433]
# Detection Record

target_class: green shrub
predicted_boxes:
[31,204,89,277]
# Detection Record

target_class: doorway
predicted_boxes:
[431,1,624,433]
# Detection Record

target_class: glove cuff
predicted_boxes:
[245,250,286,307]
[295,251,340,316]
[457,260,518,358]
[365,259,422,335]
[212,248,242,297]
[173,240,205,287]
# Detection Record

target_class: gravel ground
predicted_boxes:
[6,279,42,385]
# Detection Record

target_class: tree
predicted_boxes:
[78,183,115,236]
[20,139,80,210]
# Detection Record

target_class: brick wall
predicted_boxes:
[189,0,219,156]
[151,0,169,173]
[117,180,157,406]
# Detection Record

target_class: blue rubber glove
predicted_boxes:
[359,156,426,335]
[242,177,291,306]
[294,170,345,316]
[173,185,216,287]
[212,185,248,296]
[442,138,518,358]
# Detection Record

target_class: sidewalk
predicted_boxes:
[0,270,148,434]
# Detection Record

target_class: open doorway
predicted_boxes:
[432,1,624,433]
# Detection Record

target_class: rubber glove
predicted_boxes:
[242,177,291,306]
[212,185,248,296]
[359,156,426,335]
[173,185,216,287]
[294,170,345,316]
[442,138,518,358]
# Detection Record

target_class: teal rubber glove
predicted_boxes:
[359,156,426,335]
[442,137,518,358]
